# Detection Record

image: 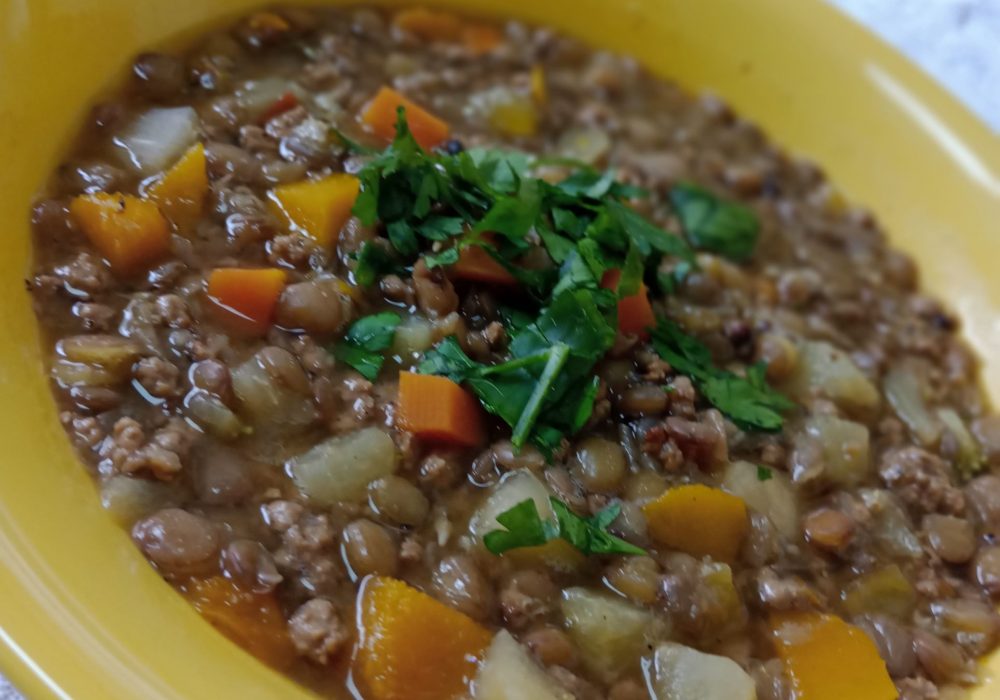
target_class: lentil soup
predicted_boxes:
[26,5,1000,699]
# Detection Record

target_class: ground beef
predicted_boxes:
[288,598,351,665]
[133,356,182,399]
[878,447,966,516]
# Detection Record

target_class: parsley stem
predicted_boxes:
[511,343,570,448]
[478,350,552,376]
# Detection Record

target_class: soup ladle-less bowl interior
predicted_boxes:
[2,0,1000,698]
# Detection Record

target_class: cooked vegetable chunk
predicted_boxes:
[771,612,896,700]
[643,484,749,562]
[206,268,287,336]
[361,86,450,149]
[354,576,492,700]
[646,642,756,700]
[474,630,571,700]
[268,174,360,249]
[397,371,485,447]
[146,142,207,232]
[70,193,170,272]
[288,427,397,505]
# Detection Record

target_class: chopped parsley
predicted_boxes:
[669,182,759,262]
[651,317,794,432]
[757,466,774,481]
[484,498,646,557]
[332,312,402,380]
[344,110,786,451]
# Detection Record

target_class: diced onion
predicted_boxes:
[114,107,199,174]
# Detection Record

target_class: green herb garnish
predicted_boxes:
[332,312,402,380]
[669,182,759,262]
[420,287,616,453]
[484,498,646,556]
[651,317,794,431]
[756,466,774,481]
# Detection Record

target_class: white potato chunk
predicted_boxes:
[469,469,554,541]
[722,460,798,538]
[474,631,571,700]
[646,642,756,700]
[784,340,879,412]
[802,415,871,487]
[287,427,397,505]
[561,587,661,683]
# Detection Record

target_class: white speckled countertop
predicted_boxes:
[1,1,997,698]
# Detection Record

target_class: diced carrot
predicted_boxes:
[642,484,748,562]
[449,239,517,285]
[361,86,450,150]
[397,371,485,447]
[146,142,208,233]
[69,192,170,273]
[206,267,287,336]
[183,576,295,669]
[530,65,547,105]
[257,90,299,125]
[267,174,360,249]
[601,269,656,340]
[393,7,463,41]
[771,612,896,700]
[461,24,504,55]
[354,576,492,700]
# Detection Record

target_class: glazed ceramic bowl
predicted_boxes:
[1,1,999,698]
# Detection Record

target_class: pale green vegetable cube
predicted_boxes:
[287,427,397,505]
[561,587,662,682]
[474,631,571,700]
[646,642,756,700]
[784,341,879,412]
[722,460,799,538]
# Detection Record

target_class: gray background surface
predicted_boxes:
[1,0,997,697]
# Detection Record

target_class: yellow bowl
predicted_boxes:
[2,0,1000,698]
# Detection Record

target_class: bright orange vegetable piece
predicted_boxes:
[396,371,485,447]
[206,267,287,336]
[772,612,896,700]
[147,142,208,233]
[450,240,517,285]
[183,577,295,669]
[354,576,492,700]
[393,7,463,40]
[461,24,504,55]
[267,174,360,249]
[601,269,656,339]
[361,86,451,150]
[69,192,170,273]
[642,484,748,562]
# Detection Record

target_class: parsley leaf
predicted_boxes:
[332,312,402,380]
[484,498,646,556]
[354,241,403,287]
[651,317,795,432]
[757,466,774,481]
[669,182,759,262]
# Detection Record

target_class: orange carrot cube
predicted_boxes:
[361,86,450,150]
[397,371,485,447]
[601,268,656,340]
[206,267,287,336]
